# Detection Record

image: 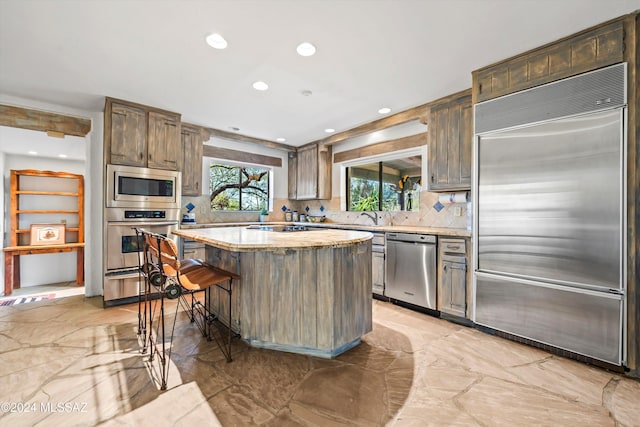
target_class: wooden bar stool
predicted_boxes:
[143,230,240,364]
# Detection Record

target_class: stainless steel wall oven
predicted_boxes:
[104,165,181,305]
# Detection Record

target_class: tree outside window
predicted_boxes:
[209,163,269,211]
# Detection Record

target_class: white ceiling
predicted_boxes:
[1,0,639,149]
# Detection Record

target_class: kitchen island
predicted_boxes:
[173,226,373,358]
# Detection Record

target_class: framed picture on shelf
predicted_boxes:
[30,224,66,246]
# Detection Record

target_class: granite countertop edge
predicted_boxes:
[180,221,471,238]
[173,226,373,252]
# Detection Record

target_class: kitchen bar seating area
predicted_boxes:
[135,228,239,389]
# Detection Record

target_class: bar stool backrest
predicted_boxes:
[145,233,182,277]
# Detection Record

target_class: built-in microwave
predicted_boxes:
[106,164,181,209]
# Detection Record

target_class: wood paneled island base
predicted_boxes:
[173,226,373,358]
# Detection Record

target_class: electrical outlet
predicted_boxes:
[454,206,463,217]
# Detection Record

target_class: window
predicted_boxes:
[209,163,270,211]
[346,156,421,212]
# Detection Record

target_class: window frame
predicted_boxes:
[206,158,273,212]
[340,146,425,212]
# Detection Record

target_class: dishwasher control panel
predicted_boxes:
[386,233,437,244]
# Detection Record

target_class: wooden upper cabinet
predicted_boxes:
[148,111,180,170]
[296,144,318,200]
[109,102,146,167]
[180,124,205,196]
[427,89,472,192]
[290,143,331,200]
[288,152,297,200]
[472,18,625,103]
[104,97,181,170]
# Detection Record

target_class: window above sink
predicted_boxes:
[341,147,425,212]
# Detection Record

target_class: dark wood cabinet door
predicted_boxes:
[148,111,180,170]
[109,103,146,167]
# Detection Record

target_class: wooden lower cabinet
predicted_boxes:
[372,232,385,295]
[438,238,467,318]
[372,251,385,295]
[204,241,373,358]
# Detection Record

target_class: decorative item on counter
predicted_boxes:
[285,209,293,222]
[299,213,306,222]
[259,206,268,222]
[182,202,196,223]
[292,210,299,221]
[308,215,326,223]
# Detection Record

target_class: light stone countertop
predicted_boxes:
[173,226,372,252]
[180,221,472,238]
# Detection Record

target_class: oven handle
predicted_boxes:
[107,221,179,227]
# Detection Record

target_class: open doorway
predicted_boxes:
[0,125,86,302]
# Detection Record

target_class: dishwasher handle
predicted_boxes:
[386,232,436,244]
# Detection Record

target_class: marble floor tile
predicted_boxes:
[0,295,638,426]
[457,377,614,426]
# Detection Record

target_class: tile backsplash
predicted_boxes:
[183,191,470,229]
[291,190,469,229]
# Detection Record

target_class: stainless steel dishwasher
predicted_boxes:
[385,232,437,310]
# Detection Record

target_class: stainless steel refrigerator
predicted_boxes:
[473,63,626,366]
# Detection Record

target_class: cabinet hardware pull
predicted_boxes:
[447,245,461,250]
[431,175,434,183]
[443,265,447,271]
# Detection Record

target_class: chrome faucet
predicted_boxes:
[360,211,378,225]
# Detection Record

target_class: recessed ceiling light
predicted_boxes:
[205,33,228,49]
[301,90,312,97]
[324,128,335,133]
[252,81,269,91]
[28,150,38,155]
[296,42,316,57]
[276,137,286,142]
[58,154,68,158]
[378,107,392,114]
